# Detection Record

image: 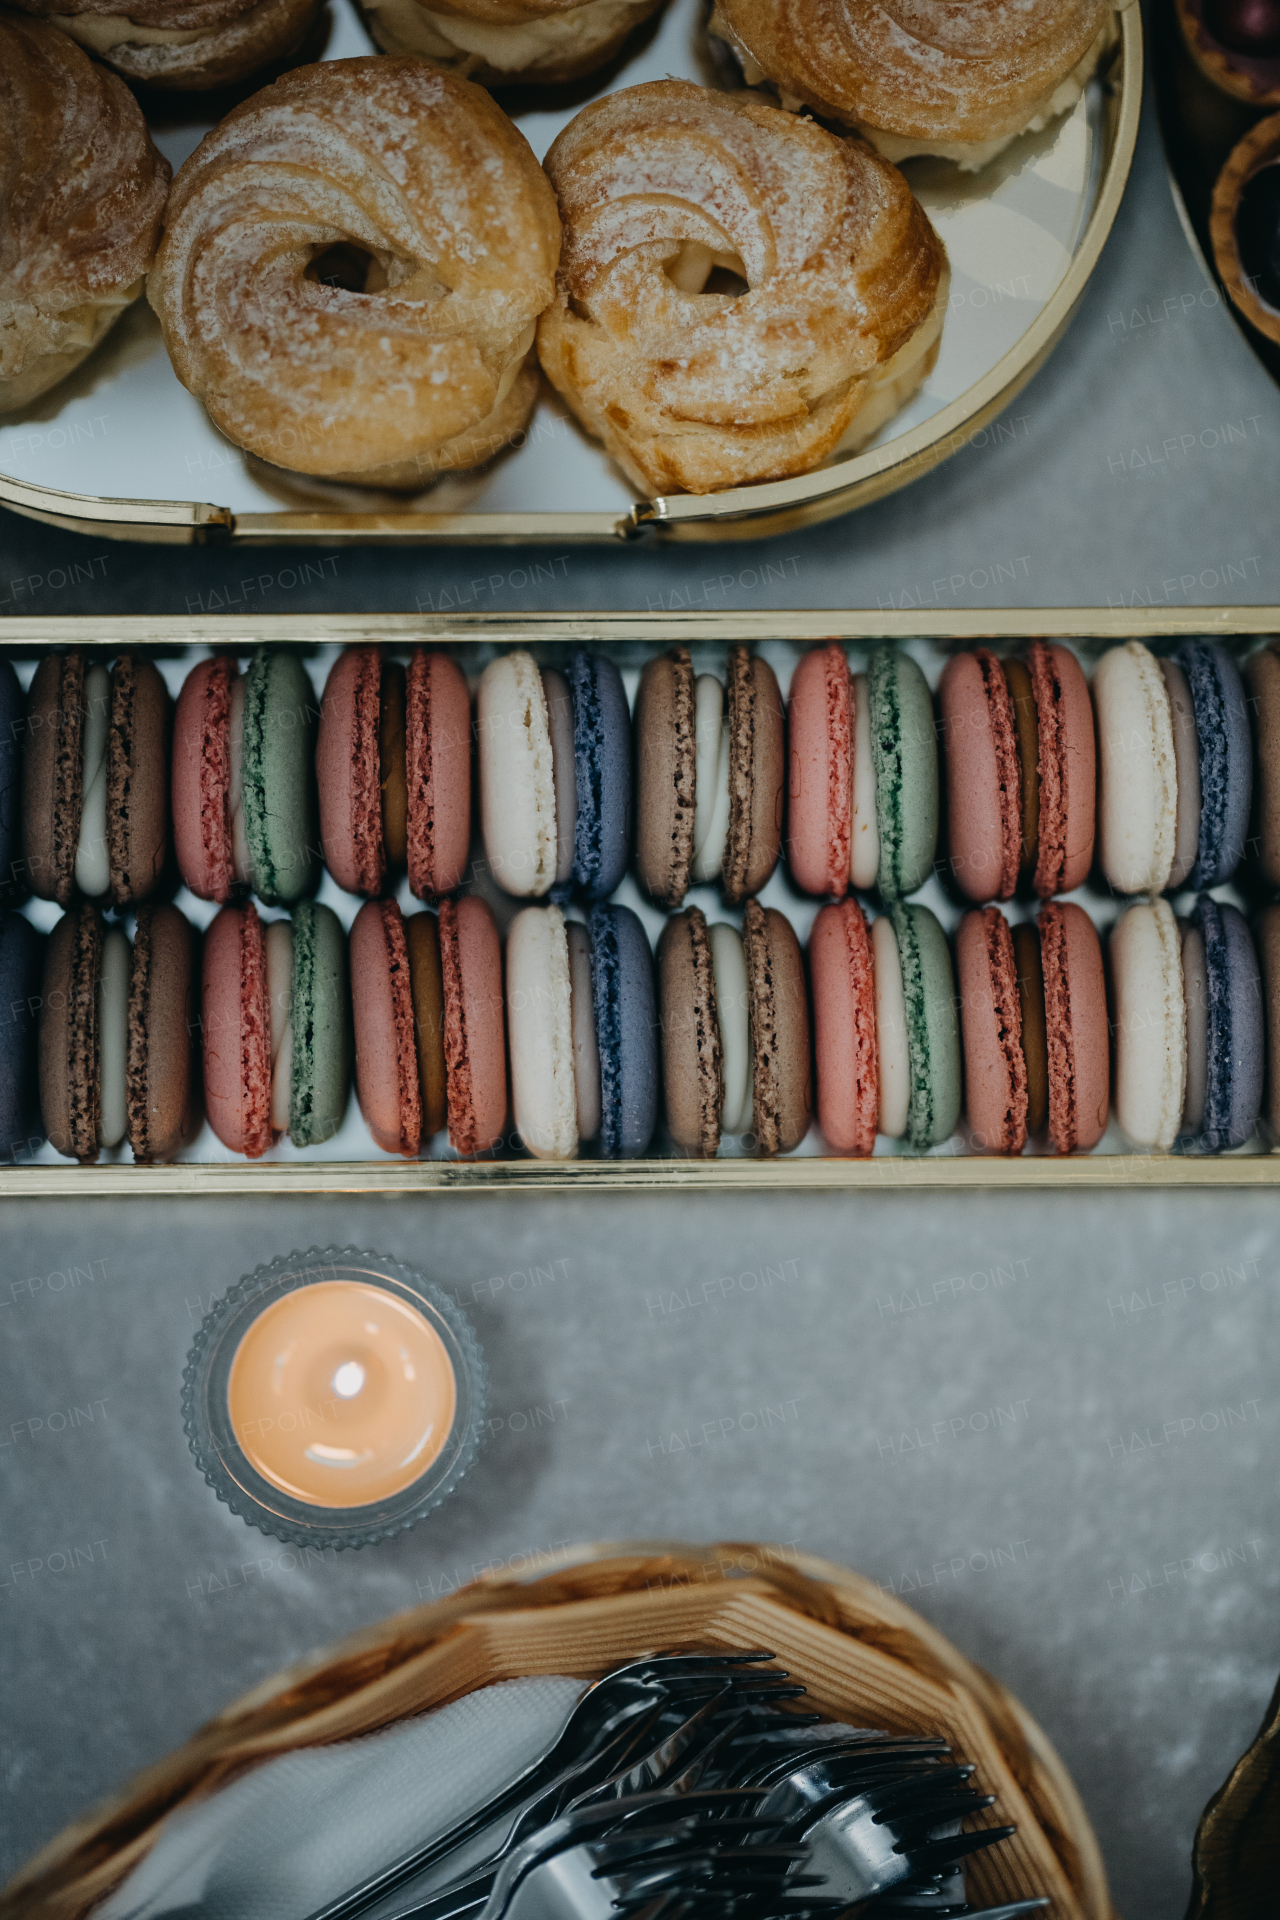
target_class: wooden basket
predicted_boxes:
[0,1543,1115,1920]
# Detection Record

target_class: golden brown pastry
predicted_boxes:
[0,12,171,414]
[10,0,320,92]
[148,58,561,488]
[537,79,946,497]
[710,0,1122,172]
[359,0,665,88]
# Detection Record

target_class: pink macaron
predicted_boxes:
[408,649,473,899]
[787,643,853,897]
[808,897,878,1154]
[201,902,274,1157]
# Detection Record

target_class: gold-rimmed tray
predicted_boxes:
[0,0,1143,547]
[2,605,1278,1193]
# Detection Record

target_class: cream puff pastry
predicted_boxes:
[537,79,945,496]
[710,0,1121,173]
[11,0,321,91]
[148,58,561,487]
[1,14,171,414]
[359,0,665,88]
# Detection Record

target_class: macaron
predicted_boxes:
[1254,902,1280,1139]
[636,645,784,908]
[1012,921,1049,1138]
[1110,897,1186,1151]
[786,643,852,898]
[203,899,348,1156]
[349,898,422,1157]
[808,897,878,1155]
[1160,656,1202,892]
[657,906,723,1157]
[866,647,938,902]
[741,899,812,1155]
[0,910,43,1160]
[1037,900,1109,1154]
[568,650,631,899]
[439,894,508,1154]
[939,650,1021,904]
[40,901,200,1163]
[506,903,578,1160]
[173,649,320,906]
[879,903,960,1150]
[477,649,562,899]
[23,651,171,908]
[0,659,25,901]
[316,645,408,896]
[1181,894,1263,1152]
[587,901,659,1157]
[1094,641,1178,895]
[406,647,472,899]
[1176,641,1252,889]
[1244,640,1280,887]
[941,644,1095,904]
[956,906,1027,1154]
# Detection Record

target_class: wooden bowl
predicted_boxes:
[0,1542,1116,1920]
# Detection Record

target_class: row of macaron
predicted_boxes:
[3,877,1275,1166]
[2,635,1278,920]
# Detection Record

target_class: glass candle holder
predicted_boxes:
[183,1246,486,1549]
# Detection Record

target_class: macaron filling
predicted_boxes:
[265,917,294,1136]
[567,920,601,1141]
[709,921,751,1134]
[691,674,731,884]
[871,914,908,1138]
[97,924,129,1149]
[380,660,408,871]
[75,665,111,899]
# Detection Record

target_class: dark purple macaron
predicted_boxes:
[1177,642,1252,888]
[588,902,658,1157]
[570,650,632,900]
[1184,894,1263,1151]
[0,911,44,1160]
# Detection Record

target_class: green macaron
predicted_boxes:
[893,902,961,1150]
[289,902,351,1146]
[868,647,939,900]
[243,648,321,905]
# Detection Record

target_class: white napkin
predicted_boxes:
[98,1676,588,1920]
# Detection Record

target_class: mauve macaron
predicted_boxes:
[1038,900,1109,1154]
[940,650,1020,904]
[350,897,421,1156]
[407,648,472,899]
[201,902,274,1157]
[439,894,507,1154]
[658,905,723,1158]
[316,646,407,897]
[1025,641,1095,898]
[808,897,877,1155]
[956,906,1026,1154]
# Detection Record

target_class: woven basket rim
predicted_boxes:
[0,1539,1115,1920]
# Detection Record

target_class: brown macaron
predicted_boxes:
[39,900,199,1162]
[657,905,723,1157]
[636,645,784,907]
[23,650,172,907]
[128,904,202,1163]
[742,898,811,1155]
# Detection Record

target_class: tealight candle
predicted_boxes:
[227,1282,458,1507]
[185,1249,484,1548]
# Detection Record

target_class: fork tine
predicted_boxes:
[897,1825,1018,1875]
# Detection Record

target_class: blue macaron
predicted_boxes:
[1178,643,1251,888]
[1191,894,1263,1152]
[570,651,632,899]
[589,902,658,1157]
[0,659,24,900]
[0,911,44,1160]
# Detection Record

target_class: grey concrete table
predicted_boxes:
[4,37,1280,1920]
